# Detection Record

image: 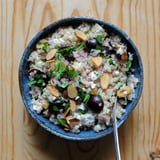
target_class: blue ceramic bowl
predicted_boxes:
[19,16,143,140]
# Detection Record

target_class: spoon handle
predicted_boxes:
[113,97,121,160]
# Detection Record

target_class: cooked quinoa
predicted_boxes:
[28,23,138,133]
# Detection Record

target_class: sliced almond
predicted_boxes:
[69,118,80,125]
[121,52,128,60]
[64,127,70,131]
[67,84,77,99]
[47,85,59,97]
[90,88,98,95]
[46,58,56,64]
[66,116,80,125]
[115,44,126,49]
[75,30,88,41]
[63,107,71,117]
[36,39,48,49]
[50,79,55,86]
[117,86,131,98]
[91,56,103,68]
[43,109,50,117]
[39,52,47,56]
[66,115,73,124]
[46,49,57,61]
[100,73,110,89]
[42,103,49,109]
[70,100,76,112]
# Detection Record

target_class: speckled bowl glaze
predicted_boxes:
[19,16,143,140]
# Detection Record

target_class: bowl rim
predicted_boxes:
[19,16,143,140]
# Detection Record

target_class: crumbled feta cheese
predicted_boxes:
[33,104,43,114]
[72,61,83,71]
[117,47,124,55]
[89,71,99,81]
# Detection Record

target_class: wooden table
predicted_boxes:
[0,0,160,159]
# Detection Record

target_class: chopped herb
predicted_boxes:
[28,79,36,86]
[29,73,46,88]
[104,55,111,59]
[67,68,79,79]
[96,35,102,43]
[57,118,67,127]
[58,42,86,55]
[78,90,90,105]
[96,93,102,98]
[91,64,96,68]
[108,59,115,65]
[37,41,42,45]
[119,84,123,89]
[83,93,90,105]
[126,60,132,68]
[42,41,50,52]
[34,73,43,79]
[96,44,104,51]
[59,81,69,88]
[52,105,59,112]
[37,79,44,84]
[79,109,87,114]
[75,42,86,50]
[43,41,49,45]
[115,80,120,84]
[48,70,55,78]
[95,72,100,77]
[55,60,67,79]
[54,59,79,80]
[78,77,83,86]
[64,102,70,110]
[122,71,127,76]
[57,53,63,60]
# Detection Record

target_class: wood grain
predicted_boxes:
[0,0,160,159]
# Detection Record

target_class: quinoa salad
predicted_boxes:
[28,23,139,133]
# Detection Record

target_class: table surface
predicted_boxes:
[0,0,160,159]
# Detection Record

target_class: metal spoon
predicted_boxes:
[112,97,121,160]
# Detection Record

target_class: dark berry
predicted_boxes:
[86,39,97,49]
[87,95,104,113]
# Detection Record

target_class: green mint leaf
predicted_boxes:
[48,70,55,78]
[104,55,111,59]
[52,105,59,112]
[37,41,42,45]
[57,118,67,127]
[96,93,102,98]
[58,43,85,56]
[79,109,87,114]
[83,93,90,105]
[37,79,44,84]
[42,46,49,52]
[64,102,70,110]
[109,59,115,65]
[74,42,86,50]
[34,73,43,80]
[55,60,67,79]
[59,81,69,88]
[43,41,49,45]
[126,60,132,68]
[96,35,102,43]
[78,77,83,86]
[96,44,104,51]
[67,68,79,79]
[28,80,36,86]
[57,53,63,60]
